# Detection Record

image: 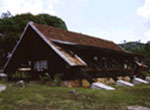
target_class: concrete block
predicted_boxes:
[91,82,115,90]
[0,73,7,80]
[0,73,7,78]
[116,80,134,87]
[127,105,150,110]
[145,77,150,83]
[133,78,148,85]
[16,80,25,88]
[0,85,6,92]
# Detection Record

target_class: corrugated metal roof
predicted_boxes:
[54,44,86,66]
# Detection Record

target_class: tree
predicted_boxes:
[144,42,150,62]
[0,11,11,18]
[0,13,67,67]
[119,41,150,65]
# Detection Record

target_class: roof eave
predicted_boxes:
[3,22,32,71]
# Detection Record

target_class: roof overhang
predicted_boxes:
[50,38,77,45]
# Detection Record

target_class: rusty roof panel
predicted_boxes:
[33,23,124,52]
[53,44,86,66]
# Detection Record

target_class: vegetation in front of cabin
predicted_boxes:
[1,81,150,110]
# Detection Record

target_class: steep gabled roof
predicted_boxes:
[33,23,124,52]
[4,22,127,72]
[4,22,87,71]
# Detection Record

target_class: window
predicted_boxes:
[34,60,48,72]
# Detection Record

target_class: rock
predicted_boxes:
[68,80,79,87]
[0,84,6,92]
[123,76,131,82]
[107,78,115,84]
[82,79,91,87]
[116,80,134,87]
[16,80,25,88]
[69,89,76,94]
[97,78,109,84]
[60,81,68,87]
[118,77,123,80]
[127,105,150,110]
[133,78,148,85]
[91,82,115,90]
[0,73,7,77]
[145,77,150,83]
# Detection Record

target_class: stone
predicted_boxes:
[69,89,76,94]
[107,78,115,84]
[118,76,123,80]
[68,80,80,87]
[0,84,6,92]
[127,105,150,110]
[96,78,109,84]
[51,82,57,86]
[123,76,131,82]
[82,79,91,87]
[16,80,25,88]
[133,78,148,85]
[145,77,150,83]
[0,73,7,80]
[0,73,7,77]
[91,82,115,90]
[60,81,68,87]
[96,78,106,83]
[116,80,134,87]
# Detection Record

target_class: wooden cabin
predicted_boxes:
[4,22,144,82]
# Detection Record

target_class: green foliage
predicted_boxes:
[39,72,52,83]
[144,42,150,62]
[39,73,63,85]
[54,73,63,86]
[37,14,67,30]
[119,41,150,64]
[120,41,145,54]
[0,11,11,18]
[0,13,67,67]
[11,72,32,80]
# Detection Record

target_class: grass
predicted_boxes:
[0,81,150,110]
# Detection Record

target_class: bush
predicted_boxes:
[39,72,52,84]
[54,73,63,86]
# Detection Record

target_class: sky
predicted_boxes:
[0,0,149,43]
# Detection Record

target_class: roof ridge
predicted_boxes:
[33,22,114,43]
